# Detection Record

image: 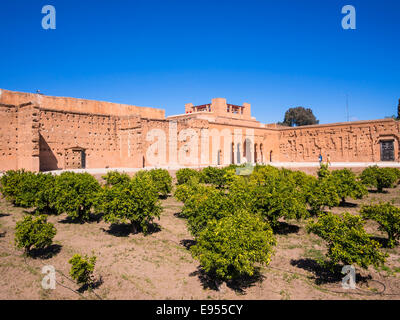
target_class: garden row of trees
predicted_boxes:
[0,168,173,287]
[0,168,172,225]
[174,164,400,280]
[1,164,400,285]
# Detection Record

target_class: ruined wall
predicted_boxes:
[0,103,40,171]
[39,109,121,171]
[0,89,165,120]
[2,89,400,172]
[277,119,400,162]
[0,104,18,170]
[141,118,283,167]
[118,115,144,168]
[138,118,210,167]
[17,104,40,171]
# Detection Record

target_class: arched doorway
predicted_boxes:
[231,143,235,164]
[243,138,252,163]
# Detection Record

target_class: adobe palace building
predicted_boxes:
[0,88,399,172]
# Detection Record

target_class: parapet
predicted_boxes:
[0,89,165,120]
[184,98,252,119]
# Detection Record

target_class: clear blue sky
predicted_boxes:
[0,0,399,124]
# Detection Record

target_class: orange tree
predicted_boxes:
[191,209,276,281]
[360,166,398,193]
[96,174,161,234]
[361,202,400,248]
[15,215,57,255]
[51,172,101,222]
[307,212,387,271]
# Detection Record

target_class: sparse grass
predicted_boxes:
[121,274,129,281]
[303,248,325,262]
[26,264,40,276]
[1,176,400,300]
[283,272,299,284]
[393,267,400,273]
[280,289,291,300]
[282,243,303,250]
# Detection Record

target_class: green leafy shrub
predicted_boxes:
[361,202,400,248]
[135,169,172,198]
[102,171,130,186]
[148,169,172,197]
[191,210,276,280]
[288,170,316,199]
[249,165,281,186]
[174,177,207,203]
[306,176,340,214]
[360,166,398,192]
[174,183,192,203]
[7,171,38,208]
[182,187,233,236]
[200,167,227,188]
[51,172,101,222]
[68,254,96,286]
[32,173,57,214]
[384,168,400,185]
[332,169,368,203]
[231,173,308,227]
[0,170,31,205]
[317,163,330,179]
[14,215,57,254]
[222,166,241,187]
[252,183,308,227]
[0,171,56,213]
[307,212,387,270]
[176,168,200,185]
[97,175,162,234]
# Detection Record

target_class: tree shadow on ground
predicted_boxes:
[88,212,104,223]
[189,266,264,294]
[290,258,371,285]
[368,190,388,194]
[0,213,10,218]
[29,244,62,260]
[32,208,59,216]
[273,221,300,235]
[173,212,186,219]
[77,276,103,294]
[59,212,104,224]
[180,239,196,250]
[146,222,162,235]
[102,224,131,237]
[339,201,358,208]
[370,236,390,248]
[102,222,161,237]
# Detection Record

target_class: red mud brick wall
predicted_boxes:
[17,104,40,171]
[39,109,122,171]
[0,104,18,171]
[277,119,400,162]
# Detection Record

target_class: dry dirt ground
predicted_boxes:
[1,168,400,300]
